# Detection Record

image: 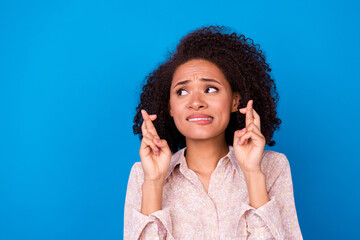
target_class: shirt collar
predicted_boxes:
[165,145,243,180]
[165,147,186,180]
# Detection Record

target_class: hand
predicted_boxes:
[139,109,172,183]
[233,100,266,174]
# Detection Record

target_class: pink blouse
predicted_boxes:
[124,146,303,239]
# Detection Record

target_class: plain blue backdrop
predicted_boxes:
[1,0,359,239]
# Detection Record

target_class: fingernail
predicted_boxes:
[154,138,161,143]
[239,128,246,133]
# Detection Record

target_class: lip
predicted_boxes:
[186,114,214,125]
[186,114,213,120]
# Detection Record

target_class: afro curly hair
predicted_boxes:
[133,25,281,153]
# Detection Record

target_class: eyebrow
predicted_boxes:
[173,78,221,88]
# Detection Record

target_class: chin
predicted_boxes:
[175,121,228,141]
[181,130,225,141]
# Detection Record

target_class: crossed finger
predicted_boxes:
[141,109,159,138]
[238,128,265,146]
[239,100,261,132]
[141,114,157,136]
[141,131,160,154]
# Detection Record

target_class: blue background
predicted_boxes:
[1,0,359,239]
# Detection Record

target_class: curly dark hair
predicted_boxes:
[133,25,281,153]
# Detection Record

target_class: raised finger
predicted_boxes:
[240,103,261,132]
[246,123,262,136]
[245,100,254,128]
[141,114,157,135]
[141,135,160,155]
[141,119,147,136]
[238,130,265,146]
[149,114,157,121]
[252,108,261,132]
[144,130,165,152]
[141,109,159,138]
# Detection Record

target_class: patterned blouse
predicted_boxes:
[124,146,303,239]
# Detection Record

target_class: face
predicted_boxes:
[169,59,240,142]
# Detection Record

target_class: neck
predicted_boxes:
[185,134,229,175]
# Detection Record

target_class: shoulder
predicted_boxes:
[130,161,143,173]
[128,162,144,185]
[261,150,290,178]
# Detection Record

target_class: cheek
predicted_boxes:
[214,96,233,111]
[169,99,183,118]
[169,97,176,115]
[213,97,232,123]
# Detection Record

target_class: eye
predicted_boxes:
[176,88,189,96]
[205,87,218,93]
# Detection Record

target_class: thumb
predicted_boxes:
[234,128,246,145]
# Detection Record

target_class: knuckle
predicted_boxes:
[141,138,148,145]
[248,123,258,131]
[145,132,154,138]
[143,136,152,142]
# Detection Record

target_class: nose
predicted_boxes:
[187,92,207,110]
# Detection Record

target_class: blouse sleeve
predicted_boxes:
[243,153,303,240]
[123,162,175,240]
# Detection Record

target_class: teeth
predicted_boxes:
[188,118,213,122]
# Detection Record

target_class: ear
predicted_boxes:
[231,92,241,112]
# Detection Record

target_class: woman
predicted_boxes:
[124,26,303,239]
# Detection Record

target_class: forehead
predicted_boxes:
[171,59,228,86]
